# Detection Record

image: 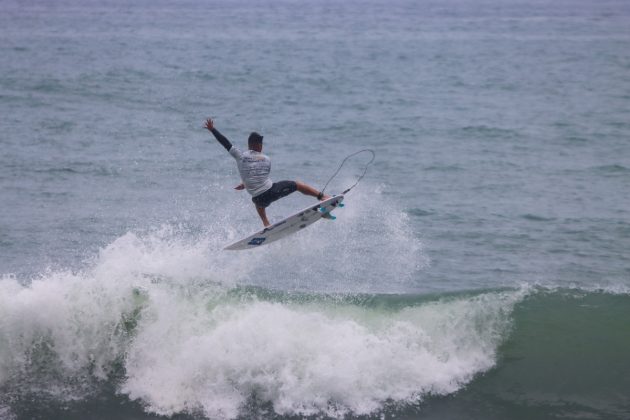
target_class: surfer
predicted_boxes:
[204,118,330,227]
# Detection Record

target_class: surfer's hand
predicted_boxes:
[234,183,245,190]
[204,118,214,131]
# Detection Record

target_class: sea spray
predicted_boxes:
[235,183,429,293]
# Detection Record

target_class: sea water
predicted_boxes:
[1,0,629,419]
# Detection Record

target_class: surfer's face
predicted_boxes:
[250,142,263,152]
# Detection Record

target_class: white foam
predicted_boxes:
[1,237,525,419]
[0,225,239,390]
[0,268,133,387]
[0,191,504,419]
[120,289,526,418]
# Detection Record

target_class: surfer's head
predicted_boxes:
[248,132,264,152]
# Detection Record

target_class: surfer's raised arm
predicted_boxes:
[204,118,232,152]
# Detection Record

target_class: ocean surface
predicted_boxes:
[1,0,630,419]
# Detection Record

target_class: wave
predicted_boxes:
[592,164,630,176]
[0,222,510,419]
[520,213,556,222]
[1,203,628,419]
[3,266,628,420]
[2,274,630,420]
[458,125,522,140]
[0,266,524,419]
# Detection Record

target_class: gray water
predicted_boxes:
[1,0,630,419]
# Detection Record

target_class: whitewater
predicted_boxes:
[0,223,525,418]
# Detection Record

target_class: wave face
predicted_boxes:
[2,227,629,420]
[0,230,523,419]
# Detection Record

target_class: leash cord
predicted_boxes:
[320,149,376,195]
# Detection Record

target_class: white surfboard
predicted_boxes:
[224,195,344,250]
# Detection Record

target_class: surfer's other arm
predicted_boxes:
[204,118,232,151]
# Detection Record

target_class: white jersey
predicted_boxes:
[229,147,273,197]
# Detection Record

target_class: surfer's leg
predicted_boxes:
[295,181,330,201]
[255,206,271,227]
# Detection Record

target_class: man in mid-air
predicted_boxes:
[204,118,330,227]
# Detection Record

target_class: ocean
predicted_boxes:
[1,0,629,418]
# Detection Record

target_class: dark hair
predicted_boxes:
[248,132,263,147]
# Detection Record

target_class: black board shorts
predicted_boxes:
[252,180,297,208]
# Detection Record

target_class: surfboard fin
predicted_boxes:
[318,206,336,220]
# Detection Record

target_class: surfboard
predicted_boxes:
[224,195,344,250]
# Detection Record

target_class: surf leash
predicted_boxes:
[321,149,376,195]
